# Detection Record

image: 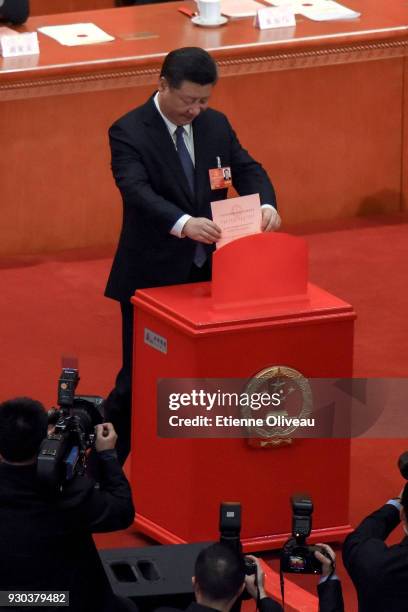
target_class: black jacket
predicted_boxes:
[317,578,344,612]
[0,450,135,612]
[156,597,282,612]
[343,503,408,611]
[105,96,276,302]
[156,578,344,612]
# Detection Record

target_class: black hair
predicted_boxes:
[160,47,218,89]
[401,483,408,514]
[0,397,48,462]
[194,543,245,602]
[0,0,29,25]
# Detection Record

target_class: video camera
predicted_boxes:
[36,367,104,490]
[281,494,331,574]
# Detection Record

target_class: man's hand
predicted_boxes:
[314,543,335,577]
[261,207,281,232]
[95,422,117,452]
[183,217,221,244]
[244,555,267,600]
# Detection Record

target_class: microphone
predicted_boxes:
[0,0,30,25]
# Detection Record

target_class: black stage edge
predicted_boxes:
[100,542,213,611]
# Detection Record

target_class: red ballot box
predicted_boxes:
[131,233,355,550]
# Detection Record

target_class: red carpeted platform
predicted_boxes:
[1,214,407,610]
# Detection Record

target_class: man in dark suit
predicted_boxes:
[104,47,280,463]
[0,397,136,612]
[155,542,343,612]
[156,543,283,612]
[343,485,408,611]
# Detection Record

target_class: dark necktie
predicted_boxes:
[175,125,195,194]
[175,126,206,268]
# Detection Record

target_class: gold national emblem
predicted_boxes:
[242,365,312,448]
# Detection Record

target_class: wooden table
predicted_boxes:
[1,1,407,255]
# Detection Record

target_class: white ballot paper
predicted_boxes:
[211,194,262,249]
[38,23,114,46]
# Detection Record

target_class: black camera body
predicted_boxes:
[281,539,329,574]
[281,494,328,575]
[244,558,257,576]
[37,368,103,490]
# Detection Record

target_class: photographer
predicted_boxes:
[156,543,342,612]
[156,543,344,612]
[343,485,408,611]
[0,397,136,612]
[157,543,283,612]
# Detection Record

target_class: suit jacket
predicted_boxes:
[343,503,408,611]
[105,96,276,302]
[156,596,282,612]
[317,577,344,612]
[155,580,343,612]
[0,450,135,612]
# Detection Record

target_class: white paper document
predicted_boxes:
[38,23,114,46]
[299,0,360,21]
[221,0,265,18]
[265,0,360,21]
[211,194,262,249]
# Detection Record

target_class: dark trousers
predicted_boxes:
[104,301,134,464]
[105,261,211,465]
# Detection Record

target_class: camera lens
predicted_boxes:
[72,408,93,437]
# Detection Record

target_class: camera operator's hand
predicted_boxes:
[314,543,335,577]
[244,555,267,600]
[95,423,117,452]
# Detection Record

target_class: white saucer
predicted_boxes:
[191,15,228,27]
